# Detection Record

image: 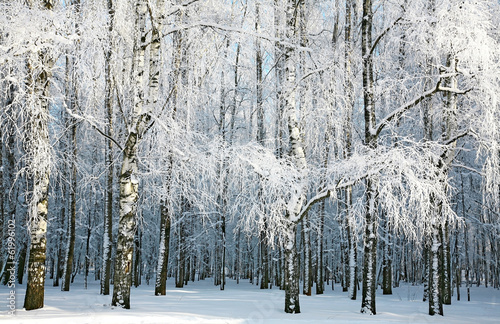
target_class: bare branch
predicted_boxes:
[163,22,313,53]
[370,17,402,57]
[437,85,473,95]
[375,80,441,137]
[451,164,484,176]
[444,128,469,146]
[64,107,124,151]
[296,172,370,223]
[112,75,130,132]
[165,0,201,17]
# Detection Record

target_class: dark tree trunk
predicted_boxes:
[62,120,77,292]
[101,0,115,297]
[360,0,378,315]
[155,201,171,295]
[284,222,300,314]
[316,201,325,295]
[382,215,393,295]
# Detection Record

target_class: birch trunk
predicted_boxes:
[302,214,311,295]
[216,36,229,290]
[101,0,115,296]
[133,227,141,287]
[284,222,300,313]
[381,213,393,295]
[0,74,16,283]
[62,45,79,291]
[429,223,444,315]
[281,0,308,313]
[442,222,451,304]
[176,217,185,288]
[23,0,54,310]
[344,0,357,300]
[22,66,50,309]
[360,0,378,315]
[316,201,325,295]
[155,200,171,295]
[62,120,77,292]
[255,1,269,290]
[111,0,149,309]
[347,187,358,300]
[152,0,176,297]
[274,0,285,159]
[111,132,140,309]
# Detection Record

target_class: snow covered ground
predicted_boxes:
[2,277,499,323]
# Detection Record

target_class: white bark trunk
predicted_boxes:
[23,0,54,310]
[101,0,115,296]
[112,0,150,309]
[282,0,306,314]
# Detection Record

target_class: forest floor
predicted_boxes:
[2,276,500,323]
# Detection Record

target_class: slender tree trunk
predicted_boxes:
[62,119,77,292]
[423,243,429,301]
[361,178,378,315]
[302,214,311,296]
[382,214,393,295]
[154,1,184,295]
[155,201,171,295]
[429,224,444,315]
[316,201,325,295]
[274,0,285,160]
[111,0,151,309]
[133,227,141,287]
[255,0,269,290]
[347,187,357,300]
[284,222,300,313]
[454,226,461,301]
[62,0,82,293]
[1,85,17,285]
[360,0,378,315]
[101,0,115,297]
[442,221,452,304]
[84,205,93,290]
[281,0,307,313]
[176,219,185,288]
[429,53,458,314]
[54,200,64,288]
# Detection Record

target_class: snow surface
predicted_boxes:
[2,276,500,323]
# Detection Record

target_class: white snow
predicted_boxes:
[2,275,500,323]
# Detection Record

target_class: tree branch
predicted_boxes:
[296,172,370,223]
[166,0,201,17]
[162,22,312,53]
[64,107,124,151]
[370,17,402,57]
[444,128,469,146]
[112,75,130,132]
[437,85,473,95]
[451,164,484,176]
[375,80,441,137]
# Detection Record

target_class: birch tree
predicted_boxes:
[22,0,55,311]
[101,0,115,296]
[282,0,307,313]
[111,0,150,309]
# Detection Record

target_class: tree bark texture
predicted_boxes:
[23,0,54,310]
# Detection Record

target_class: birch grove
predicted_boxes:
[0,0,499,318]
